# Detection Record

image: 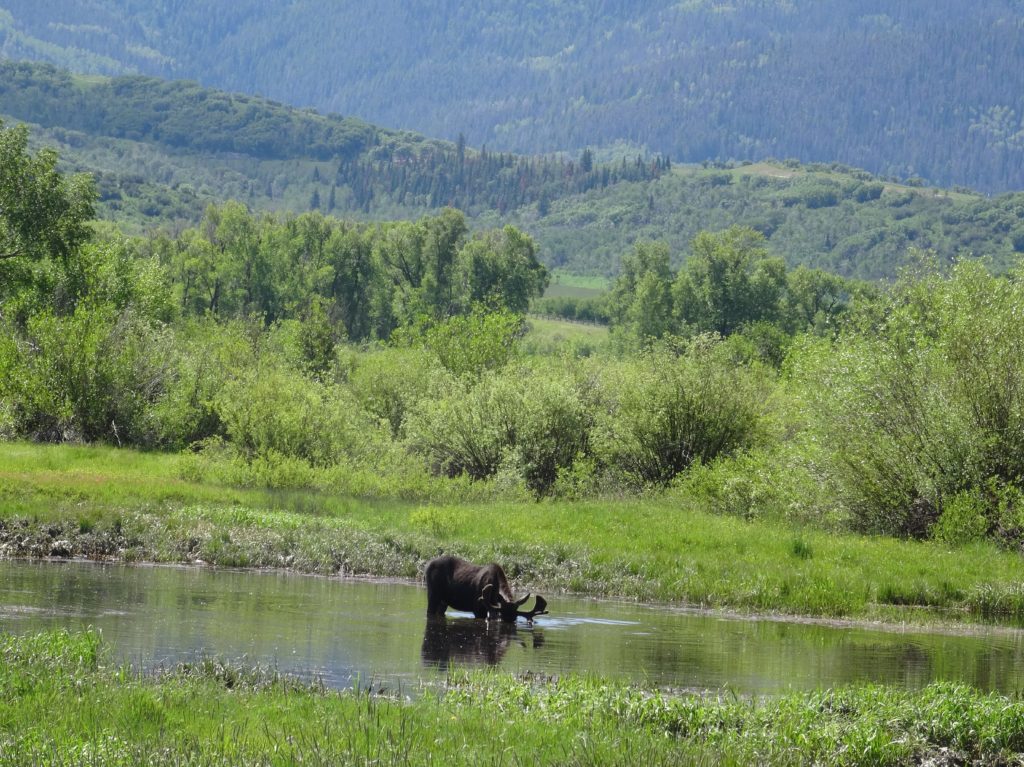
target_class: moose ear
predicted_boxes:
[513,593,531,608]
[479,583,501,609]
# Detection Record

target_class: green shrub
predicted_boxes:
[791,260,1024,539]
[0,304,174,445]
[591,339,770,487]
[931,490,990,544]
[407,362,592,495]
[349,347,452,438]
[405,376,511,481]
[148,318,255,448]
[421,306,523,379]
[215,363,382,469]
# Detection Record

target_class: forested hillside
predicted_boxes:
[2,1,1024,191]
[0,61,662,222]
[513,164,1024,278]
[4,62,1024,280]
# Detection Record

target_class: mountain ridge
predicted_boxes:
[3,0,1024,191]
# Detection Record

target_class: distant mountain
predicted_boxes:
[0,60,662,227]
[4,61,1024,280]
[2,0,1024,192]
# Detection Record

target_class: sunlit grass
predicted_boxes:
[1,630,1022,766]
[543,269,609,295]
[522,316,609,355]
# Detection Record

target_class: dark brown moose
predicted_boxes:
[424,555,548,622]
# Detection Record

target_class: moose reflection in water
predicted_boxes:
[424,555,548,622]
[421,616,546,668]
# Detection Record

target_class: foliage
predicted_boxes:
[14,122,1024,554]
[0,303,173,445]
[407,363,592,495]
[421,306,524,379]
[604,227,857,349]
[673,227,786,335]
[457,225,549,313]
[215,362,387,470]
[348,347,452,439]
[152,205,546,340]
[0,118,95,310]
[792,259,1024,537]
[9,63,1024,283]
[606,240,673,340]
[591,339,770,486]
[0,60,665,222]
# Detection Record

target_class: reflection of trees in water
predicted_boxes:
[421,617,544,668]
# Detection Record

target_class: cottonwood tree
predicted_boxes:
[0,120,95,307]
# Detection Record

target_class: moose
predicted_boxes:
[424,555,548,623]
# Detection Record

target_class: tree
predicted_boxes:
[784,265,851,333]
[0,120,95,305]
[673,227,786,336]
[607,240,674,340]
[457,225,548,314]
[580,147,594,174]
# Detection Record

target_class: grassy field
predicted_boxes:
[541,269,610,297]
[522,315,610,355]
[1,629,1022,766]
[4,442,1024,626]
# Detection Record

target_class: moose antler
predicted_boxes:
[516,595,548,623]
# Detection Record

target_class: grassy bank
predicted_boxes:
[4,443,1024,626]
[1,629,1022,766]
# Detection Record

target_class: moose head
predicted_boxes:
[479,583,548,623]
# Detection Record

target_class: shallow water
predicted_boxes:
[1,559,1023,695]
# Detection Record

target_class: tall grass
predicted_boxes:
[1,630,1022,766]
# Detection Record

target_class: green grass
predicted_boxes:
[542,269,610,296]
[522,316,609,355]
[4,442,1024,626]
[1,629,1022,766]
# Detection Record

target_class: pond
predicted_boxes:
[1,559,1023,695]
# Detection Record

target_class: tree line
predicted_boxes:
[0,61,667,219]
[4,61,1024,283]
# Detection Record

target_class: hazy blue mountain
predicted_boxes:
[2,1,1024,192]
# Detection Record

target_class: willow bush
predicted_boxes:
[793,260,1024,538]
[590,337,772,487]
[406,362,593,495]
[0,303,173,445]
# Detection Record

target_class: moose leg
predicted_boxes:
[426,594,448,616]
